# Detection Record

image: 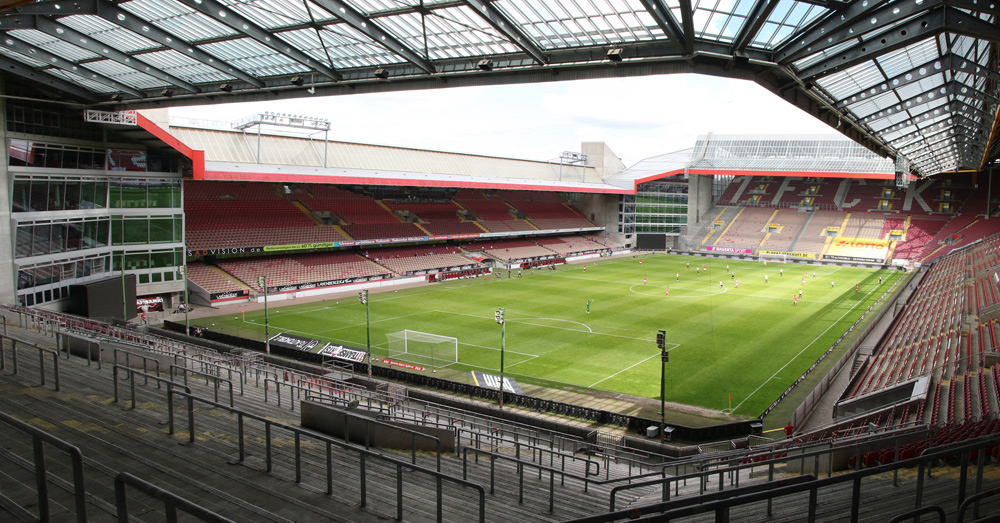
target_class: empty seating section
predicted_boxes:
[367,245,476,275]
[715,207,773,249]
[454,189,514,220]
[185,181,315,230]
[186,226,349,251]
[794,210,843,254]
[478,219,537,232]
[846,234,1000,434]
[890,216,948,260]
[302,185,397,224]
[842,180,894,211]
[384,201,460,221]
[503,190,572,218]
[531,235,607,256]
[759,209,807,251]
[341,222,426,241]
[218,252,387,288]
[464,238,555,261]
[186,262,245,294]
[915,215,978,261]
[841,212,886,239]
[420,221,484,235]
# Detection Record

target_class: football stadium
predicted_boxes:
[1,0,999,521]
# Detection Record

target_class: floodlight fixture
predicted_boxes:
[290,75,305,86]
[478,58,493,71]
[160,88,173,97]
[220,82,233,92]
[373,67,389,80]
[607,47,623,62]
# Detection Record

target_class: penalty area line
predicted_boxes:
[589,344,677,388]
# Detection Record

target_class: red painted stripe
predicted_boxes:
[137,113,205,179]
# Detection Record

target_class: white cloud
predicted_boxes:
[170,74,835,167]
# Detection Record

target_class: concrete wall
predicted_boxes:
[301,400,456,453]
[687,174,715,228]
[581,142,626,180]
[0,79,13,304]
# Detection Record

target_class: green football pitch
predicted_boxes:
[201,254,903,417]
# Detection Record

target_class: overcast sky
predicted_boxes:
[170,73,835,168]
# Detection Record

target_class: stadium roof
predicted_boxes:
[1,1,998,178]
[608,134,898,190]
[149,116,627,192]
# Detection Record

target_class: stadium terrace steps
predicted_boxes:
[0,331,668,523]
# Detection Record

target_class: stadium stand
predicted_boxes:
[185,262,247,296]
[530,235,608,256]
[713,207,773,249]
[363,245,478,275]
[463,238,556,262]
[217,252,388,289]
[758,209,808,251]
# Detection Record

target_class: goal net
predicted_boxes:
[385,330,458,368]
[758,252,788,264]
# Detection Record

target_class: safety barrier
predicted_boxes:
[1,334,60,391]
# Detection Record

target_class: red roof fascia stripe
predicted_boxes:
[136,113,205,180]
[686,169,893,179]
[202,170,631,194]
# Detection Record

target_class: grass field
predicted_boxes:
[201,254,902,418]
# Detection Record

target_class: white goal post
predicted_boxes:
[758,252,788,264]
[385,330,458,368]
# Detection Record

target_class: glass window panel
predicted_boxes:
[64,181,81,210]
[50,224,65,254]
[47,180,64,211]
[12,179,30,212]
[15,226,32,258]
[33,224,51,256]
[125,252,149,270]
[109,179,123,208]
[108,149,146,172]
[148,217,174,243]
[123,217,149,244]
[30,180,48,212]
[150,250,174,269]
[118,180,148,208]
[9,139,31,166]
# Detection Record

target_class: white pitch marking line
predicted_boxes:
[589,345,677,388]
[730,284,879,414]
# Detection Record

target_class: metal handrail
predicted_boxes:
[165,389,482,522]
[566,434,1000,523]
[115,472,235,523]
[0,411,87,523]
[170,364,236,407]
[1,334,60,390]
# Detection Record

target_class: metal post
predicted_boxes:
[182,258,190,335]
[259,275,270,354]
[360,290,372,379]
[496,307,506,408]
[121,252,127,323]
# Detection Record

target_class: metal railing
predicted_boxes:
[0,411,87,523]
[162,388,483,522]
[170,364,236,407]
[114,472,235,523]
[1,334,60,390]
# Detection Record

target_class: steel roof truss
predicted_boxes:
[637,0,689,55]
[778,0,938,65]
[463,0,546,64]
[797,10,946,82]
[173,0,342,81]
[7,14,201,92]
[0,55,97,102]
[732,0,780,54]
[88,0,264,88]
[0,33,144,96]
[311,0,434,73]
[941,6,1000,42]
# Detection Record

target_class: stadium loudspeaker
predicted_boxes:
[656,329,666,349]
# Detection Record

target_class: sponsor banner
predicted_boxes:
[136,295,163,313]
[827,237,889,261]
[263,274,391,294]
[824,254,885,263]
[705,246,752,254]
[268,332,320,353]
[316,343,367,362]
[210,289,249,301]
[187,247,263,257]
[382,359,425,371]
[470,371,523,394]
[759,250,815,259]
[826,227,840,233]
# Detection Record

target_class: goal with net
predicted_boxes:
[758,252,788,264]
[385,330,458,368]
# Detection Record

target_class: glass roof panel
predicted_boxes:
[198,38,311,76]
[120,0,238,42]
[46,68,118,93]
[224,0,328,31]
[84,58,170,89]
[751,0,827,49]
[57,15,162,53]
[431,6,524,55]
[690,0,754,41]
[310,25,394,68]
[351,0,419,14]
[139,49,235,83]
[9,29,100,62]
[0,46,48,67]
